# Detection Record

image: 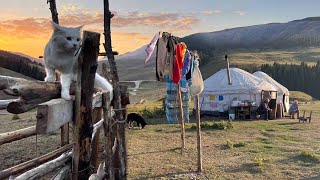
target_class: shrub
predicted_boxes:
[12,114,20,120]
[300,150,320,162]
[226,140,234,149]
[190,121,234,130]
[234,142,247,148]
[254,157,272,167]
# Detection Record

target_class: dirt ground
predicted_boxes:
[0,101,319,179]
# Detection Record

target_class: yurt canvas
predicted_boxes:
[197,68,277,114]
[253,71,290,112]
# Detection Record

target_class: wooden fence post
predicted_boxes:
[177,84,186,151]
[103,0,127,179]
[102,92,114,179]
[195,94,203,172]
[72,31,100,180]
[90,107,102,171]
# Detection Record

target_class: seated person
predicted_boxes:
[289,100,299,119]
[256,98,270,120]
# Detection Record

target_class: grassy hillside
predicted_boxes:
[200,48,320,79]
[290,91,315,102]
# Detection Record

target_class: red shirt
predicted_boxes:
[172,44,184,84]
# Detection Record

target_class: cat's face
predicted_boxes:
[51,22,83,52]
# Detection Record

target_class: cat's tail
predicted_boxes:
[94,73,113,100]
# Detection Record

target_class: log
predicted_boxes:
[14,151,72,180]
[0,126,36,146]
[177,84,185,151]
[0,99,17,109]
[102,92,114,179]
[0,144,72,179]
[195,94,203,172]
[36,98,73,134]
[72,31,100,180]
[51,164,71,180]
[0,75,76,114]
[90,107,102,171]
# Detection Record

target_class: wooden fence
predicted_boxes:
[0,31,128,180]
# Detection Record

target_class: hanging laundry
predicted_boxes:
[186,55,195,81]
[180,42,187,59]
[156,32,178,82]
[181,50,191,76]
[172,43,184,84]
[145,32,161,64]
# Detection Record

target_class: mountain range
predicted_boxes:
[2,17,320,81]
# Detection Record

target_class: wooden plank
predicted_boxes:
[0,144,72,179]
[36,98,73,134]
[72,31,100,180]
[14,152,72,180]
[195,94,203,172]
[0,126,36,146]
[90,107,102,171]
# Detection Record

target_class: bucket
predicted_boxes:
[228,109,235,120]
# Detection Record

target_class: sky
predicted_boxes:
[1,0,320,58]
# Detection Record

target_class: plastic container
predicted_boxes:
[228,109,235,120]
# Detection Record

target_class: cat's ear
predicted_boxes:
[76,25,84,30]
[51,21,61,32]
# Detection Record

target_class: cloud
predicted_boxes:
[202,10,223,15]
[0,11,200,57]
[61,4,81,14]
[233,11,247,16]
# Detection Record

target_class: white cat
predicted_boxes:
[44,22,113,100]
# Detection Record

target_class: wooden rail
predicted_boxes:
[0,126,36,146]
[0,144,72,179]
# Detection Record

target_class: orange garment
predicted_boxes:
[172,43,184,84]
[180,42,187,59]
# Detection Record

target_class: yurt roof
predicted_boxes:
[203,68,277,94]
[253,71,290,95]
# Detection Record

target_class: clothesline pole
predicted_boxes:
[195,94,203,172]
[177,84,185,151]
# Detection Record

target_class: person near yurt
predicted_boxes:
[197,68,277,119]
[253,71,290,116]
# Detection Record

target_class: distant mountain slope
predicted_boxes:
[98,45,157,81]
[97,17,320,81]
[11,52,44,65]
[0,50,45,80]
[181,17,320,52]
[0,67,34,80]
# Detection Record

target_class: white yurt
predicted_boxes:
[197,68,277,114]
[253,71,290,112]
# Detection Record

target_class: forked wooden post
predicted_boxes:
[47,0,70,147]
[103,0,127,178]
[177,84,186,151]
[72,31,100,180]
[195,94,203,172]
